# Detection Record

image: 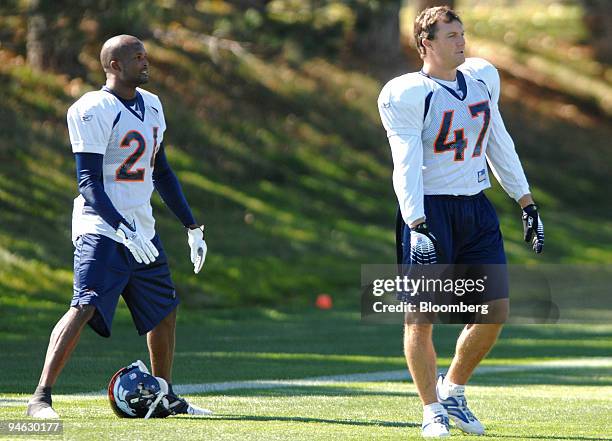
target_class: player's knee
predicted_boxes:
[404,323,433,342]
[403,323,433,357]
[70,304,96,323]
[160,308,177,327]
[150,308,177,335]
[163,307,177,323]
[480,299,509,323]
[404,310,436,326]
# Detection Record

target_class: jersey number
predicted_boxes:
[469,101,491,157]
[434,101,491,161]
[116,131,146,181]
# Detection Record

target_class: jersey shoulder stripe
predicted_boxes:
[136,87,166,135]
[459,57,500,104]
[137,87,163,111]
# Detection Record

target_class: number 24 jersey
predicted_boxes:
[67,87,166,242]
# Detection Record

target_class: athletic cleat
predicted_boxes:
[421,415,450,438]
[421,403,450,438]
[165,394,213,416]
[26,400,60,419]
[436,374,484,435]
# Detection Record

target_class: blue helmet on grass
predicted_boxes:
[108,360,171,419]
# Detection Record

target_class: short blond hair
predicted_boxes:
[414,6,462,59]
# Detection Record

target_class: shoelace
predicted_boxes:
[423,413,449,431]
[433,415,449,425]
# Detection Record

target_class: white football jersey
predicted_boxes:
[67,87,166,242]
[378,58,530,224]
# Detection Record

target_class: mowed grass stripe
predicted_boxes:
[2,357,609,406]
[1,382,610,441]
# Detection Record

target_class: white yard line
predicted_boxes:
[174,357,612,394]
[1,357,611,405]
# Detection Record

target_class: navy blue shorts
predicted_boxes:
[71,234,179,337]
[398,192,509,303]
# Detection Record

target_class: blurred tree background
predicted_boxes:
[2,0,405,76]
[4,0,609,91]
[0,0,610,332]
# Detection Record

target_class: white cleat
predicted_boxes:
[26,401,60,419]
[437,374,485,435]
[421,404,450,438]
[165,393,213,417]
[185,402,213,416]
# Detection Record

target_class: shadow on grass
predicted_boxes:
[204,385,416,399]
[202,414,419,428]
[472,367,612,387]
[487,434,612,441]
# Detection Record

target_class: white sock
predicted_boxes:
[440,376,465,399]
[423,402,446,420]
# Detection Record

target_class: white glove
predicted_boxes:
[116,221,159,265]
[187,225,207,274]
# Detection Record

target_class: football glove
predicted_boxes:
[187,225,207,274]
[522,204,544,254]
[410,223,439,264]
[116,221,159,264]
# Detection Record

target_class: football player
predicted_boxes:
[26,35,210,418]
[378,6,544,438]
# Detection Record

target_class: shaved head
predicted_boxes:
[100,34,143,73]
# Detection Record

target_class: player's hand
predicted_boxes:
[409,223,438,264]
[522,204,544,253]
[187,225,207,274]
[116,221,159,264]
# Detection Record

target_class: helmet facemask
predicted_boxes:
[108,360,172,419]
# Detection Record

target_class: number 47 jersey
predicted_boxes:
[378,58,530,225]
[67,87,166,243]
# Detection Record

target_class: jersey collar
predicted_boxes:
[102,86,146,122]
[419,70,467,101]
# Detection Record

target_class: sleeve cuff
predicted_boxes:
[403,209,426,226]
[512,187,531,201]
[72,142,107,154]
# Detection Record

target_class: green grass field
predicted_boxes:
[1,1,611,440]
[1,308,611,440]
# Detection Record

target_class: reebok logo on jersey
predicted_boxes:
[478,169,486,183]
[81,114,93,122]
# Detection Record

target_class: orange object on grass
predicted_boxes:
[315,294,333,309]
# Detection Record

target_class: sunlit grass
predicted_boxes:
[0,308,610,440]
